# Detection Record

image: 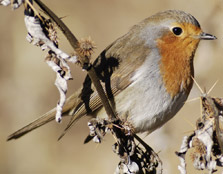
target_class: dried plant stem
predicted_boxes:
[177,95,223,174]
[24,0,43,21]
[33,0,79,50]
[87,65,117,120]
[204,97,223,154]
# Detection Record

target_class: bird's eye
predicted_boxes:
[172,27,183,36]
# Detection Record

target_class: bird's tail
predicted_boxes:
[7,108,58,141]
[7,90,81,141]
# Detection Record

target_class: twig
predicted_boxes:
[86,65,117,120]
[33,0,79,50]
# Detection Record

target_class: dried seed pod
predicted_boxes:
[78,37,96,58]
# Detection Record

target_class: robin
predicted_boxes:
[7,10,216,140]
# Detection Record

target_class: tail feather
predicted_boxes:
[7,90,81,141]
[7,108,58,141]
[57,115,81,141]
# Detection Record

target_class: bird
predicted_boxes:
[7,10,216,141]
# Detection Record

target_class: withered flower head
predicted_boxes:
[78,37,96,57]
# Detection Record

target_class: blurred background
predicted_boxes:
[0,0,222,173]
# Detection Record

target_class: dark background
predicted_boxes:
[0,0,222,173]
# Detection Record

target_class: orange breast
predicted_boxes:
[157,27,200,98]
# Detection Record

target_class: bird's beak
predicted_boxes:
[199,32,217,40]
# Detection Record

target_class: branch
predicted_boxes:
[33,0,79,50]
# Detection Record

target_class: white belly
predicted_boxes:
[114,78,187,133]
[97,52,189,133]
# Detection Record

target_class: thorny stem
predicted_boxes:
[177,96,223,173]
[216,117,223,154]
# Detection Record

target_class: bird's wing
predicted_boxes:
[58,57,136,139]
[58,30,150,139]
